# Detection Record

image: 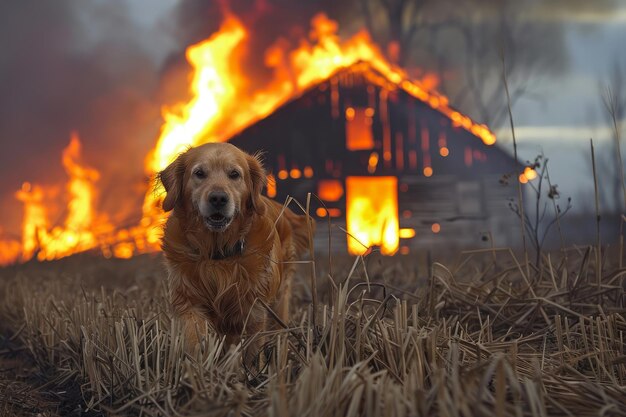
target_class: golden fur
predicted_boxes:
[158,143,311,357]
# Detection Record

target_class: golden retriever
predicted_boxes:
[158,142,311,360]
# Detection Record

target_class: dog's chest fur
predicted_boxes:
[164,215,282,335]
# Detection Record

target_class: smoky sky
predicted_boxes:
[0,0,621,238]
[0,1,164,236]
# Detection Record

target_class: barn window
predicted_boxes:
[290,168,302,179]
[345,107,374,150]
[318,180,344,201]
[316,207,342,217]
[327,208,341,217]
[346,176,399,255]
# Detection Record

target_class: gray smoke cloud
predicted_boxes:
[0,1,166,236]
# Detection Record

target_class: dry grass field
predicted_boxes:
[0,243,624,416]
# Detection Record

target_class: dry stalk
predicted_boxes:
[501,49,531,282]
[590,139,602,300]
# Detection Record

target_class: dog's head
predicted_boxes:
[158,143,267,232]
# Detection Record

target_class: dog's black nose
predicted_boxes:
[208,191,229,209]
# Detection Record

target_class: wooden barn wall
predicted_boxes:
[229,71,521,248]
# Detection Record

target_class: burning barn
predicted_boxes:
[229,62,521,255]
[0,13,530,265]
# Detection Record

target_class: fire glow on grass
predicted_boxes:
[2,13,497,264]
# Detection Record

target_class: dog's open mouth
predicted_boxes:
[203,213,232,231]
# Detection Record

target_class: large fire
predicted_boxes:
[12,133,112,262]
[1,13,497,265]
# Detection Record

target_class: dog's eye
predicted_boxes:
[193,169,206,179]
[228,170,241,180]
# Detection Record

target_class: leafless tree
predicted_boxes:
[357,0,431,66]
[506,155,572,268]
[338,0,569,130]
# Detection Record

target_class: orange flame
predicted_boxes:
[9,133,112,262]
[14,182,48,261]
[0,239,21,265]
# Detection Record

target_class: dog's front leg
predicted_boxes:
[177,308,208,355]
[240,307,269,371]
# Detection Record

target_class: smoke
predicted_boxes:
[0,1,168,235]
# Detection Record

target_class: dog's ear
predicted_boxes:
[158,154,186,212]
[246,152,267,216]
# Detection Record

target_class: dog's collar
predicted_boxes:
[210,240,245,260]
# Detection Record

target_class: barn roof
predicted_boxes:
[327,61,497,146]
[240,60,496,149]
[230,60,518,168]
